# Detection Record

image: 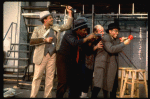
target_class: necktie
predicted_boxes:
[76,36,80,63]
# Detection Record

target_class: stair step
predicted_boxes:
[27,24,39,27]
[19,81,44,86]
[3,65,27,69]
[24,16,40,19]
[11,43,30,46]
[21,6,48,11]
[19,81,32,86]
[18,81,44,90]
[8,50,30,53]
[22,13,40,16]
[28,32,33,34]
[3,78,23,83]
[3,74,24,78]
[5,57,29,60]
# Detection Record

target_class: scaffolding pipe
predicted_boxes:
[82,13,147,16]
[146,31,148,72]
[47,1,50,7]
[94,13,148,16]
[117,17,148,19]
[118,4,120,14]
[132,3,134,14]
[83,4,84,15]
[92,4,94,33]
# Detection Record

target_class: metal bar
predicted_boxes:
[10,24,13,49]
[118,4,120,14]
[84,13,148,16]
[3,22,14,41]
[47,1,50,7]
[119,53,132,67]
[22,13,40,16]
[92,4,94,33]
[132,3,134,14]
[117,17,148,19]
[146,31,148,72]
[12,23,15,73]
[96,13,148,16]
[83,4,84,15]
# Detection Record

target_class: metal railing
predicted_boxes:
[3,22,17,41]
[3,22,17,65]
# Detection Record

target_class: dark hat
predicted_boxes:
[106,23,120,33]
[73,17,89,31]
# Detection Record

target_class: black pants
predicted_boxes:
[91,72,118,98]
[56,53,82,98]
[81,65,93,93]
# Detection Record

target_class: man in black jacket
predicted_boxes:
[56,17,95,98]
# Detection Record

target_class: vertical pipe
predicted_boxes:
[83,4,84,15]
[47,1,50,7]
[118,4,120,14]
[132,3,134,14]
[146,31,148,73]
[92,4,94,33]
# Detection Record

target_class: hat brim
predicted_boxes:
[106,27,120,33]
[72,23,89,31]
[39,13,52,21]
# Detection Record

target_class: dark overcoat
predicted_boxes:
[93,33,125,92]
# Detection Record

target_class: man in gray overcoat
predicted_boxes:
[91,23,131,98]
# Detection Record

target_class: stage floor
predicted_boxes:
[3,76,148,98]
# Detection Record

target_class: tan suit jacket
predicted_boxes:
[31,17,73,65]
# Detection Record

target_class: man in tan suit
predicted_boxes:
[30,6,73,98]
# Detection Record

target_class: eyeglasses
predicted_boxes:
[112,30,119,33]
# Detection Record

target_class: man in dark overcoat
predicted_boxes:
[56,17,96,98]
[91,23,131,98]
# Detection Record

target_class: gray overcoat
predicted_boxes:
[93,33,125,92]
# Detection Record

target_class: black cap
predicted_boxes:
[106,23,120,33]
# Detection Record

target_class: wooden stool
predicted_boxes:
[118,67,133,97]
[120,69,148,98]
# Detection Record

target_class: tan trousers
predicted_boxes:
[30,53,56,98]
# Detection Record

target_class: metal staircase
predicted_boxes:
[3,6,49,89]
[3,22,30,86]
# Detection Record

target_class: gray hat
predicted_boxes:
[73,17,89,31]
[39,11,52,21]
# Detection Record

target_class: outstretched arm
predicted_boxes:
[58,6,73,32]
[102,34,125,54]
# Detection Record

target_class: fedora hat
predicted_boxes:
[39,11,52,21]
[73,17,89,31]
[106,23,120,33]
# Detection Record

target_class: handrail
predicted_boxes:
[3,22,17,41]
[3,22,17,65]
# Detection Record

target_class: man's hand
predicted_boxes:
[124,39,131,45]
[119,37,128,42]
[93,41,103,51]
[83,33,95,43]
[66,6,72,17]
[43,37,53,43]
[96,41,103,49]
